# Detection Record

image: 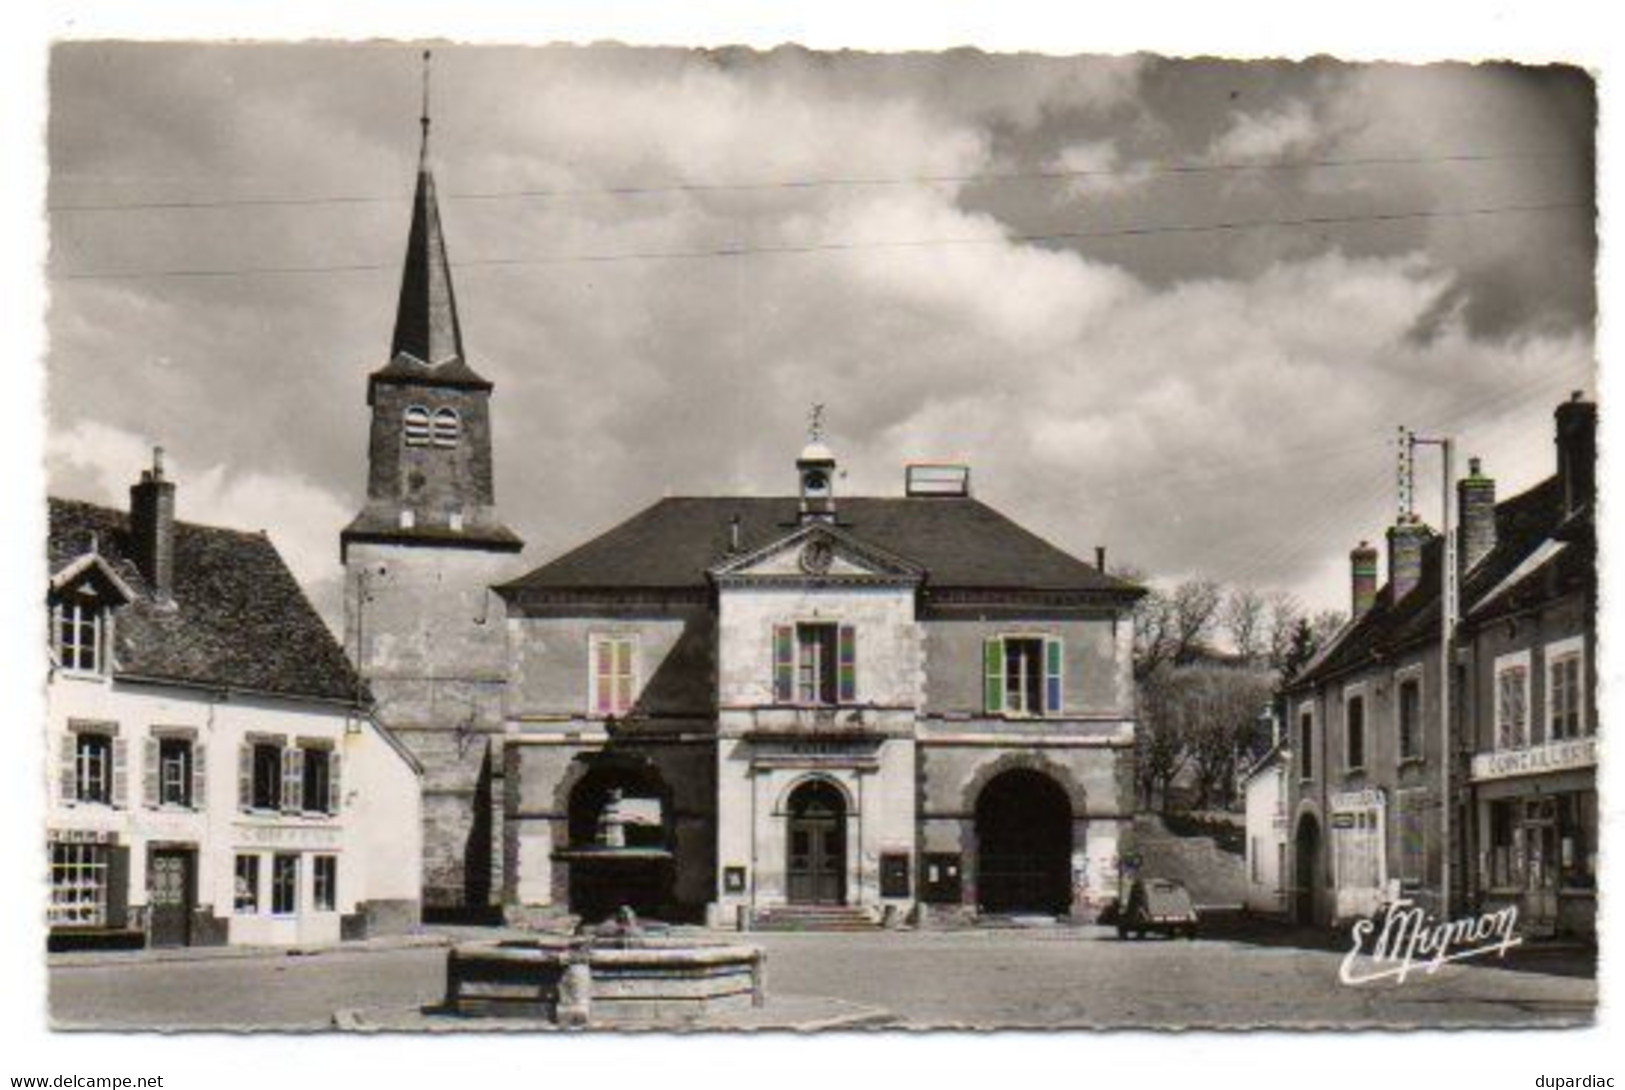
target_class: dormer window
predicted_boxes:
[53,597,106,675]
[431,407,461,448]
[404,405,432,446]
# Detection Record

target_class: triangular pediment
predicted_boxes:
[709,522,923,584]
[49,552,137,605]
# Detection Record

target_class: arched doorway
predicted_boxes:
[562,761,674,922]
[786,779,847,905]
[975,769,1073,915]
[1294,814,1322,926]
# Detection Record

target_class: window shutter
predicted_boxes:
[142,737,159,809]
[1044,637,1064,715]
[328,752,343,815]
[837,625,857,704]
[983,637,1004,714]
[60,734,77,804]
[773,625,795,703]
[111,737,128,809]
[237,743,253,811]
[281,747,303,813]
[192,742,208,809]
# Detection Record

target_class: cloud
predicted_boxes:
[1048,138,1151,198]
[47,419,351,630]
[1205,98,1321,162]
[45,45,1595,618]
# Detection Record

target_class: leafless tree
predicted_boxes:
[1264,590,1304,671]
[1223,587,1268,664]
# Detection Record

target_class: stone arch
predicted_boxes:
[959,750,1089,817]
[771,773,858,816]
[1293,809,1325,926]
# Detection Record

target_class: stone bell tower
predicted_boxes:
[341,53,522,916]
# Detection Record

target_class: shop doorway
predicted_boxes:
[147,848,194,948]
[1294,815,1322,925]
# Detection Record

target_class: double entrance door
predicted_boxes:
[786,780,846,905]
[1519,799,1560,936]
[147,848,195,948]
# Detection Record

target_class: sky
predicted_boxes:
[45,43,1597,631]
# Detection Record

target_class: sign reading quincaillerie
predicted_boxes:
[234,823,342,849]
[1471,738,1596,782]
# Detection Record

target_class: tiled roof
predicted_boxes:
[48,498,364,703]
[1290,474,1569,689]
[500,496,1140,596]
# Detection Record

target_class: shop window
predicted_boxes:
[271,854,299,915]
[982,635,1063,716]
[1488,799,1519,889]
[1495,657,1530,750]
[313,855,337,912]
[1558,792,1596,890]
[1397,675,1422,761]
[234,855,260,914]
[49,843,109,928]
[591,635,637,717]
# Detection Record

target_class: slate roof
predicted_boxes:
[500,496,1140,596]
[1290,473,1572,690]
[48,497,364,703]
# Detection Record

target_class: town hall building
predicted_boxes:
[343,94,1144,927]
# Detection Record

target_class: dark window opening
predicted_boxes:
[252,744,282,811]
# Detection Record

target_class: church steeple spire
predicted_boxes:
[390,50,466,369]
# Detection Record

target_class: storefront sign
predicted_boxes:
[234,823,342,849]
[1330,788,1385,813]
[1471,738,1596,783]
[48,828,116,845]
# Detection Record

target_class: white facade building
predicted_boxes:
[46,458,423,949]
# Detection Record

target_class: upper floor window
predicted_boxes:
[591,635,637,717]
[774,623,856,706]
[302,745,337,814]
[431,408,461,448]
[1397,673,1423,762]
[145,735,200,809]
[984,635,1061,717]
[403,405,432,446]
[54,599,106,674]
[1298,708,1313,781]
[1547,639,1586,740]
[75,731,114,804]
[247,741,283,811]
[1495,653,1530,750]
[1344,693,1366,772]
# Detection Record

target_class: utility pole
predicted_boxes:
[1406,429,1456,917]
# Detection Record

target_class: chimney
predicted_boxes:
[1386,518,1430,604]
[129,447,176,602]
[1095,545,1107,573]
[1555,391,1596,517]
[1349,540,1379,616]
[1457,456,1497,575]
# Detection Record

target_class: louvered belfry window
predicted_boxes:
[403,405,432,446]
[431,407,461,448]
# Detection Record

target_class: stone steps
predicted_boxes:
[750,905,882,932]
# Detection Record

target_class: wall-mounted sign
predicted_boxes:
[234,823,342,849]
[1471,737,1596,783]
[48,828,116,845]
[723,866,747,894]
[1330,788,1385,813]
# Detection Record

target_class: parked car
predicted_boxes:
[1116,878,1199,940]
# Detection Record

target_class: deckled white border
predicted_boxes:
[2,4,1616,1090]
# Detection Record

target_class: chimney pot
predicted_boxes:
[1350,540,1380,616]
[1458,456,1497,575]
[129,447,177,602]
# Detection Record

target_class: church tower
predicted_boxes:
[341,55,522,915]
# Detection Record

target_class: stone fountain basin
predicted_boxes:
[444,938,766,1024]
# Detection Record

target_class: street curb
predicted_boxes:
[50,933,451,970]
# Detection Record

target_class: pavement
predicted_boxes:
[47,919,1597,1031]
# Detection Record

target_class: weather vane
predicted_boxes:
[808,403,826,445]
